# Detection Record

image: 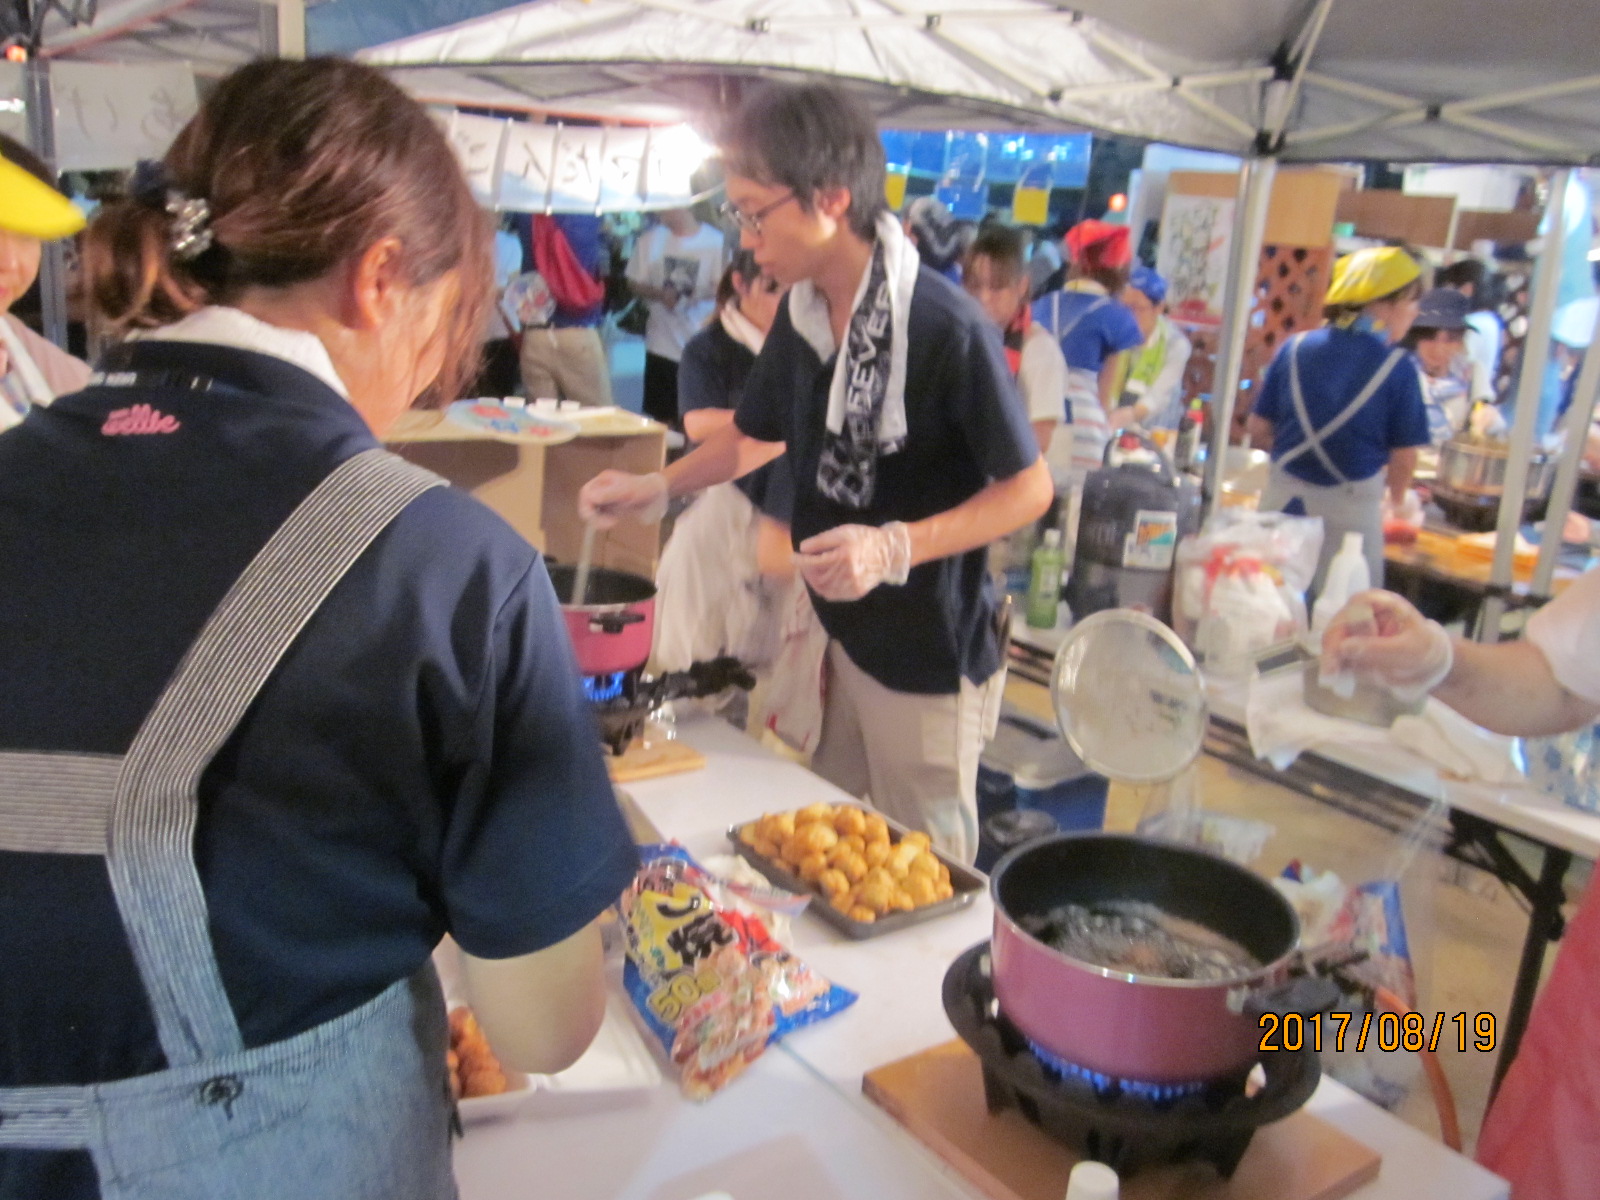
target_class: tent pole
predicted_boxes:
[1531,303,1600,596]
[1201,156,1275,519]
[277,0,306,60]
[1478,167,1573,643]
[24,56,69,352]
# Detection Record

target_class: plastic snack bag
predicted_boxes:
[619,843,856,1100]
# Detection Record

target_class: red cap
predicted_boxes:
[1063,220,1132,270]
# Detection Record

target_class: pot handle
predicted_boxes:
[1231,975,1343,1021]
[589,611,646,634]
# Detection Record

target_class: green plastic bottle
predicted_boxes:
[1025,528,1066,629]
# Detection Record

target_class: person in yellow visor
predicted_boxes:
[1247,245,1428,592]
[1,133,91,430]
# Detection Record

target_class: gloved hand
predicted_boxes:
[1319,589,1454,703]
[793,522,913,601]
[1383,488,1424,528]
[577,470,669,529]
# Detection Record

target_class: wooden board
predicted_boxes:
[606,727,707,783]
[863,1040,1380,1200]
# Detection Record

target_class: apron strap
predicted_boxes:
[1278,337,1407,483]
[1046,293,1107,344]
[107,447,444,1067]
[0,752,120,855]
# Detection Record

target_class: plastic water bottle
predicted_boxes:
[1311,531,1371,638]
[1064,1160,1119,1200]
[1026,528,1066,629]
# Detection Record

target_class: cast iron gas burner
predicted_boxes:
[943,942,1320,1179]
[584,657,755,755]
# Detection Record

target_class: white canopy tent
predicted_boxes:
[365,0,1600,644]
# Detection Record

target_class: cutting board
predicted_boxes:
[606,724,707,783]
[863,1040,1380,1200]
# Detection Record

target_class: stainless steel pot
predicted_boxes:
[1436,437,1557,502]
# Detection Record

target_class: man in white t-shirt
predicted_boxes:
[961,225,1067,457]
[1321,580,1600,1200]
[626,208,727,426]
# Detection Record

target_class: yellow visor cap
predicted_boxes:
[1324,246,1420,308]
[0,155,85,240]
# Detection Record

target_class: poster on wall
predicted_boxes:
[1156,193,1234,326]
[50,62,199,172]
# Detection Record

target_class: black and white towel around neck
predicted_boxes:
[788,212,919,509]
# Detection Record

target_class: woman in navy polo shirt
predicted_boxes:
[1249,246,1428,590]
[0,60,636,1200]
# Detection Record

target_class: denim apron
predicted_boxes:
[0,430,458,1200]
[1261,333,1407,591]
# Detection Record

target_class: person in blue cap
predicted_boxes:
[1401,286,1496,445]
[1112,264,1192,431]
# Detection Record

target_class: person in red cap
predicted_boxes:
[1031,219,1144,485]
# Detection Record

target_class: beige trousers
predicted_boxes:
[518,326,613,408]
[810,641,1005,866]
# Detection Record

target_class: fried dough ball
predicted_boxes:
[847,905,878,924]
[904,873,940,906]
[790,822,838,857]
[886,841,924,878]
[757,811,796,841]
[935,880,955,901]
[832,806,867,837]
[738,821,761,844]
[816,868,850,899]
[835,850,868,883]
[907,851,942,880]
[749,837,781,861]
[855,874,896,913]
[796,852,829,882]
[901,831,932,851]
[863,840,891,868]
[862,814,891,843]
[795,802,835,827]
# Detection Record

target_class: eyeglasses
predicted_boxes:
[721,192,796,236]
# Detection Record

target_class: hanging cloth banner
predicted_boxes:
[442,110,715,214]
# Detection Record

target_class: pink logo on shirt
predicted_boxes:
[102,404,181,436]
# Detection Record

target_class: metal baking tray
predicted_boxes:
[726,804,984,940]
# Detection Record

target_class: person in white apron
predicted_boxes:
[0,136,91,428]
[0,60,636,1200]
[1249,246,1429,592]
[1031,220,1144,486]
[652,250,795,674]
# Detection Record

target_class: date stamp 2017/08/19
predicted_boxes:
[1260,1012,1497,1053]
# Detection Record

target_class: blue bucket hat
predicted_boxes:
[1414,287,1470,331]
[1128,264,1168,305]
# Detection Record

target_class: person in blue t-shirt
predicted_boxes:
[581,83,1052,864]
[1249,246,1429,590]
[1032,219,1145,482]
[0,60,637,1200]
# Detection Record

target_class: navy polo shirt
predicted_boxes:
[735,266,1039,694]
[1252,326,1429,486]
[678,321,793,522]
[0,344,638,1104]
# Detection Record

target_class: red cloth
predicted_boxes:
[1064,220,1132,271]
[1002,303,1030,376]
[1476,881,1600,1199]
[532,214,605,314]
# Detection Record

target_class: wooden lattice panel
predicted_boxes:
[1176,244,1334,437]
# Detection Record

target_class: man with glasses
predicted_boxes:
[582,83,1052,864]
[625,206,727,427]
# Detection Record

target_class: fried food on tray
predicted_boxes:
[736,803,956,921]
[448,1006,512,1099]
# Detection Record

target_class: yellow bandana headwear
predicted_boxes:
[1324,246,1420,308]
[0,155,85,240]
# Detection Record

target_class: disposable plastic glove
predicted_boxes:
[793,522,912,601]
[1382,488,1424,528]
[1319,589,1454,703]
[577,470,669,529]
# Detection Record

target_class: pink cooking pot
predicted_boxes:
[989,833,1323,1084]
[545,565,656,677]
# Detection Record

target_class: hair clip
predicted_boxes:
[165,192,214,261]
